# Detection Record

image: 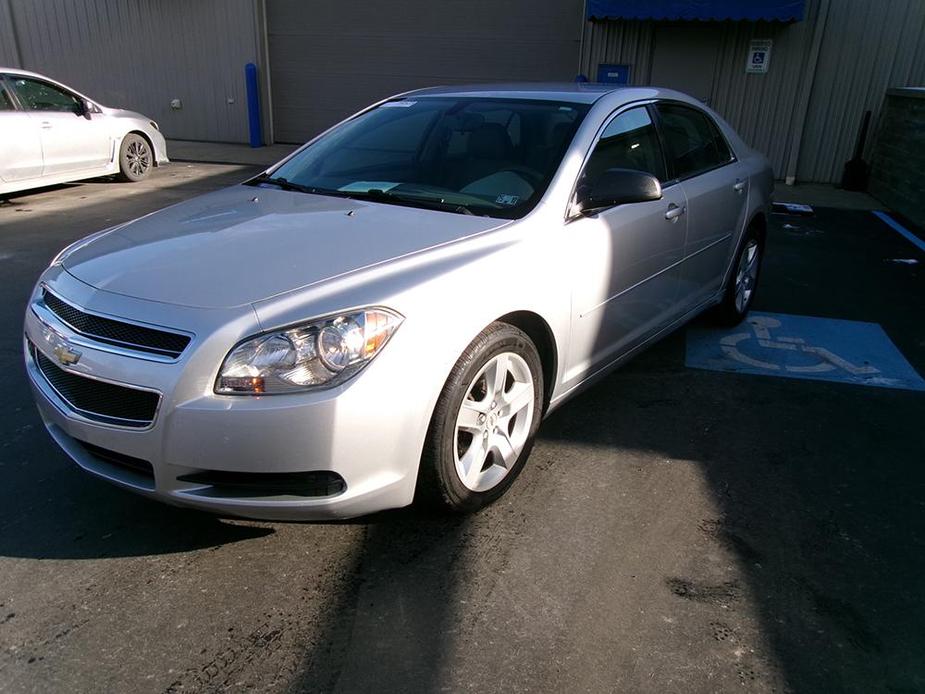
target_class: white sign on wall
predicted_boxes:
[746,39,773,74]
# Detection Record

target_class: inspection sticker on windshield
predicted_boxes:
[381,100,417,108]
[686,312,925,391]
[496,194,520,206]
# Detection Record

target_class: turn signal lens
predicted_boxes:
[215,308,402,395]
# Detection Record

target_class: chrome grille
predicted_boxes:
[42,288,191,359]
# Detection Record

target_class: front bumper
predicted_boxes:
[23,270,426,520]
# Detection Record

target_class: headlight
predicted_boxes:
[215,308,402,395]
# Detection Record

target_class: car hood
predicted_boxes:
[63,185,507,308]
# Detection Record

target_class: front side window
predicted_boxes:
[655,103,733,179]
[10,77,81,113]
[581,106,667,187]
[265,97,590,218]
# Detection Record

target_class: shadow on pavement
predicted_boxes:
[0,473,274,559]
[289,508,468,694]
[542,335,925,691]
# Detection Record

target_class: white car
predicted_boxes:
[0,68,168,196]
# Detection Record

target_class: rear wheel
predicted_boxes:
[117,134,152,182]
[417,322,543,512]
[711,226,763,326]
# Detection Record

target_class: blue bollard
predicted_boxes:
[245,63,262,148]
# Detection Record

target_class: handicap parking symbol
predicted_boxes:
[686,312,925,391]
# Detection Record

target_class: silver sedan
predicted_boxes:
[24,84,772,519]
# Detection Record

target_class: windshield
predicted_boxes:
[262,97,590,219]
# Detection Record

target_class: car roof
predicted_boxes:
[0,67,48,79]
[401,82,685,105]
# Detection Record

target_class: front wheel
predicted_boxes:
[117,134,152,182]
[711,226,764,326]
[417,322,543,513]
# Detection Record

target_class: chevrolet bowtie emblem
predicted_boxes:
[53,342,82,366]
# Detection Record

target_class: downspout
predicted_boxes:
[783,0,830,185]
[578,0,588,76]
[254,0,274,145]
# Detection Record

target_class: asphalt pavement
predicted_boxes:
[1,164,923,693]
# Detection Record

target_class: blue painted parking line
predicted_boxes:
[686,312,925,391]
[872,211,925,254]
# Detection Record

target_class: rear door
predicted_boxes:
[654,102,747,308]
[8,76,112,175]
[565,105,688,385]
[0,75,44,183]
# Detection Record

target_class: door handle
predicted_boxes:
[664,204,686,221]
[733,179,746,193]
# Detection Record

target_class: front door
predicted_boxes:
[565,105,688,387]
[9,76,111,175]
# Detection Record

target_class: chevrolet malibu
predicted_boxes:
[1,68,168,196]
[24,84,772,519]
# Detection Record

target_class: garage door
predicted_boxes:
[266,0,583,143]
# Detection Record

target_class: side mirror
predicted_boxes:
[574,168,662,216]
[74,99,93,118]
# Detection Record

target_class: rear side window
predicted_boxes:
[656,103,732,179]
[581,106,667,185]
[0,79,15,111]
[10,77,81,113]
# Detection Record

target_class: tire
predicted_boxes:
[710,225,764,326]
[417,322,544,513]
[117,133,153,182]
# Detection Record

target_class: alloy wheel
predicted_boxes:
[126,140,151,178]
[454,351,535,492]
[734,239,760,313]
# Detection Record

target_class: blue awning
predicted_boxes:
[587,0,805,22]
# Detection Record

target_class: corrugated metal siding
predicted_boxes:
[580,0,925,183]
[706,17,817,179]
[797,0,925,182]
[2,0,260,142]
[267,0,584,143]
[0,0,22,66]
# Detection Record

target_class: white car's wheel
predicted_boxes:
[117,134,152,182]
[418,322,543,512]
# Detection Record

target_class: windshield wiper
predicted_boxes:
[248,176,476,215]
[344,189,475,216]
[247,174,316,193]
[248,173,347,197]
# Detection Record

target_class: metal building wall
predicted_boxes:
[266,0,585,143]
[0,0,260,143]
[580,0,925,184]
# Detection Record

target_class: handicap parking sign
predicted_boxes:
[686,312,925,391]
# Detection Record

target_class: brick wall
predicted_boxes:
[869,88,925,230]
